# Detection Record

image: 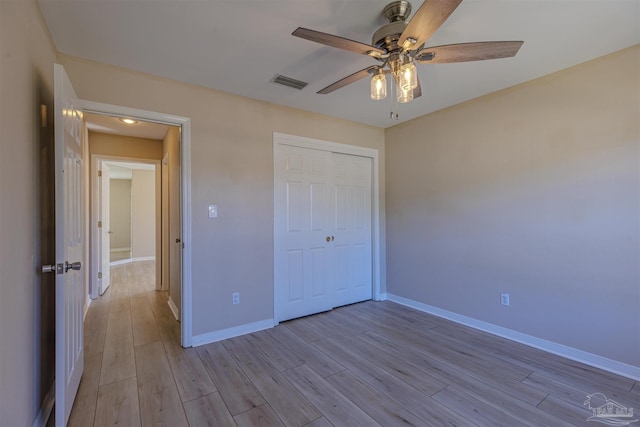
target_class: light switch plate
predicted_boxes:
[208,204,218,219]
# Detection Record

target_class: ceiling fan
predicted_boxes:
[292,0,523,112]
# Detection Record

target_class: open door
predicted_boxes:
[99,162,111,294]
[51,64,84,426]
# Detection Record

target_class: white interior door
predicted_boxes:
[53,63,84,427]
[274,143,373,322]
[331,153,372,307]
[275,145,334,322]
[99,162,111,294]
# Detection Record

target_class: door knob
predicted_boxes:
[42,264,63,274]
[326,236,331,242]
[65,261,81,273]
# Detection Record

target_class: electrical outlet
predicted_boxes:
[232,292,240,305]
[501,293,510,306]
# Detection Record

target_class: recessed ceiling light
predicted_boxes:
[119,118,138,124]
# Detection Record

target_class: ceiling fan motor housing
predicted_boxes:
[373,1,425,54]
[372,21,407,52]
[383,1,412,22]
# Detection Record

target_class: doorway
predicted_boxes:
[82,106,192,347]
[91,157,160,296]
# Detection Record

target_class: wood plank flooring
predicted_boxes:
[67,261,639,426]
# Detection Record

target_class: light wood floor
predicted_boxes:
[65,260,639,426]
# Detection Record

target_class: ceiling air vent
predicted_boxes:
[271,74,308,90]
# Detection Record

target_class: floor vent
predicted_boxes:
[271,74,308,90]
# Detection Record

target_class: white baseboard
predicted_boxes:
[110,256,155,267]
[110,247,131,252]
[386,293,640,381]
[31,381,55,427]
[167,297,179,321]
[133,256,155,262]
[192,319,275,347]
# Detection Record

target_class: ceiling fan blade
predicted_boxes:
[398,0,463,50]
[292,27,386,58]
[416,41,524,63]
[317,66,378,94]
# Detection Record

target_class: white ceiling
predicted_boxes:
[38,0,639,129]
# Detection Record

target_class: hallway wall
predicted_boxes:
[131,169,156,258]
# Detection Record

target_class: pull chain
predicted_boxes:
[389,79,399,120]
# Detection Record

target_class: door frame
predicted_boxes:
[272,132,383,323]
[90,155,162,298]
[82,100,193,347]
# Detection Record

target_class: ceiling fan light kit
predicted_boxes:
[292,0,523,118]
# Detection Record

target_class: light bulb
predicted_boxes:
[370,70,387,100]
[397,85,413,103]
[398,58,417,92]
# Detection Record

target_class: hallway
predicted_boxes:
[67,260,198,426]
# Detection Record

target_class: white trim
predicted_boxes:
[132,256,155,262]
[180,120,193,347]
[167,297,179,321]
[110,247,131,252]
[192,319,274,347]
[31,381,55,427]
[109,256,156,267]
[81,100,193,347]
[386,293,640,381]
[272,132,383,323]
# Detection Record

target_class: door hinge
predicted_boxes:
[98,170,102,177]
[98,272,102,279]
[98,220,102,228]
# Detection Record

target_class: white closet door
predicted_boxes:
[331,152,372,307]
[275,143,374,323]
[275,145,333,322]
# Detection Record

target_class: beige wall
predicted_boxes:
[131,170,156,258]
[385,46,640,367]
[59,54,386,336]
[89,131,163,160]
[0,0,58,425]
[110,179,132,251]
